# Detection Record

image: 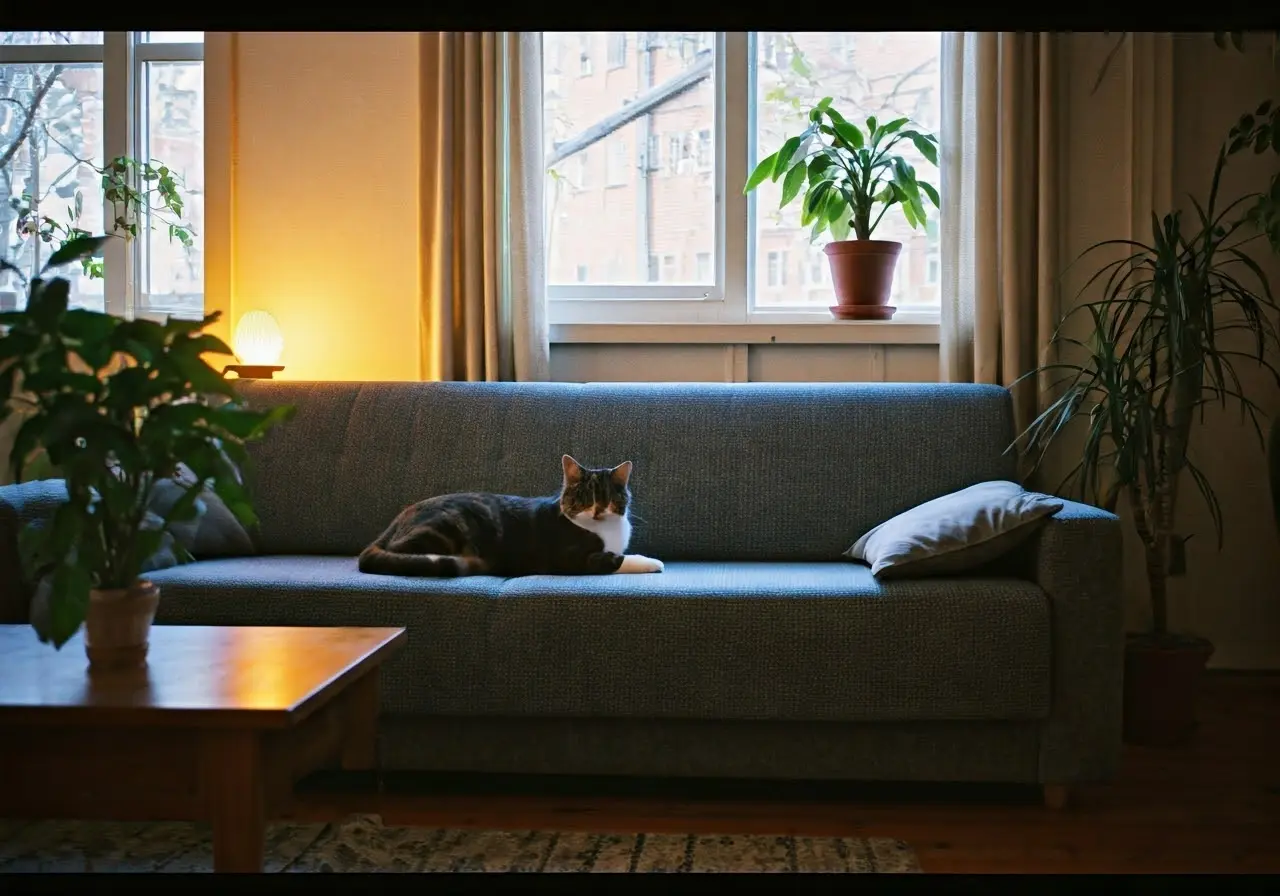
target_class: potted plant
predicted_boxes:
[0,235,294,669]
[1016,102,1280,746]
[744,97,939,320]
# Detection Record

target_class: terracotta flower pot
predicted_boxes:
[823,239,903,320]
[1122,633,1214,747]
[84,580,161,672]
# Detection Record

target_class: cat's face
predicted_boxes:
[559,455,632,521]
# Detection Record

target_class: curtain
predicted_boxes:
[939,33,1061,437]
[420,32,549,382]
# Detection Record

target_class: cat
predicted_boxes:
[357,455,665,578]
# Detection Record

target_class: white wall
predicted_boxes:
[230,32,422,382]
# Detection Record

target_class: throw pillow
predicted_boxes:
[844,480,1063,579]
[146,464,255,560]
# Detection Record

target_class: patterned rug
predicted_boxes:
[0,814,920,873]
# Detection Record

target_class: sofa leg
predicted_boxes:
[1042,784,1069,810]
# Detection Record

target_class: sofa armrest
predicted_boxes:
[1026,499,1125,783]
[0,479,68,623]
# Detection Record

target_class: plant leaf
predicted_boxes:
[910,133,938,166]
[771,136,803,180]
[44,235,110,272]
[780,162,807,207]
[744,151,778,194]
[918,180,941,208]
[833,120,864,150]
[879,117,909,136]
[40,563,91,649]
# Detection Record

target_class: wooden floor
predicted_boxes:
[291,673,1280,873]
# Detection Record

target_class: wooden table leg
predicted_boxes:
[341,669,380,771]
[201,730,266,872]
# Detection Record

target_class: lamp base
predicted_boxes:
[223,364,285,380]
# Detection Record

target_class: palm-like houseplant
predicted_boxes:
[1017,102,1280,745]
[744,97,939,321]
[0,235,294,667]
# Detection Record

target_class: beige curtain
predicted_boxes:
[420,32,549,382]
[939,33,1060,436]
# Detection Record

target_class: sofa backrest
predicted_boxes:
[236,381,1017,562]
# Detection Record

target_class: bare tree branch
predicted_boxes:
[0,65,63,171]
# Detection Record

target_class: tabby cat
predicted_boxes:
[358,455,664,577]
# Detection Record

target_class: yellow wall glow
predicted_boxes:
[230,32,421,381]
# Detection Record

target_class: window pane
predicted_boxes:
[140,61,204,320]
[752,32,941,308]
[1,32,104,46]
[143,32,204,44]
[543,31,716,287]
[0,63,105,312]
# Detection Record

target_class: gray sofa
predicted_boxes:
[0,381,1125,793]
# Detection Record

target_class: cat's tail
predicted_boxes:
[357,546,488,577]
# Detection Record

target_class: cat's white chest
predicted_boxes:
[572,513,632,555]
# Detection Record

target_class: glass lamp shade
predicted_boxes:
[233,311,284,366]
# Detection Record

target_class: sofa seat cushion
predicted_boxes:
[490,561,1051,722]
[144,556,504,717]
[145,558,1051,723]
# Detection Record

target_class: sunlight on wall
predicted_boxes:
[230,32,421,381]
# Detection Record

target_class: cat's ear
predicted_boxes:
[610,461,633,487]
[561,454,584,485]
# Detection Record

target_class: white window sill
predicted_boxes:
[550,317,940,346]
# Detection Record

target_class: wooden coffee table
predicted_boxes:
[0,624,405,872]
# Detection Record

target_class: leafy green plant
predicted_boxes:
[743,97,940,243]
[1015,103,1280,641]
[0,235,294,648]
[10,155,193,281]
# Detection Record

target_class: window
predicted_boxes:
[645,133,661,171]
[696,128,712,171]
[766,251,787,288]
[605,140,628,187]
[760,34,787,71]
[542,32,941,324]
[661,254,676,281]
[578,34,593,76]
[827,33,853,62]
[607,33,627,70]
[665,133,683,176]
[0,31,206,320]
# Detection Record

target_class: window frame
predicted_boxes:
[604,139,629,188]
[606,32,627,70]
[0,32,205,321]
[545,31,943,330]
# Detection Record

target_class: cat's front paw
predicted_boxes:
[585,551,625,574]
[617,554,664,574]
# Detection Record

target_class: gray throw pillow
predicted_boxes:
[146,464,255,561]
[844,480,1063,579]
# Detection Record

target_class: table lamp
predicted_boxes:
[224,310,285,379]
